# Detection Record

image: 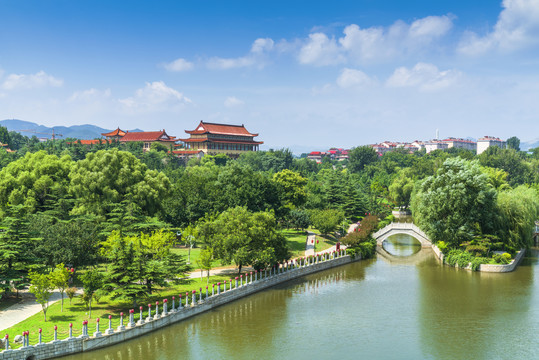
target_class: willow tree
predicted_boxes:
[69,149,170,217]
[411,158,497,247]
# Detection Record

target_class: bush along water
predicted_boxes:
[341,215,378,259]
[439,236,516,271]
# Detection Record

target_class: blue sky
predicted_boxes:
[1,0,538,152]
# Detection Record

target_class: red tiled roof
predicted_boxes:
[172,150,203,155]
[101,127,126,137]
[179,138,263,145]
[120,130,176,142]
[69,139,111,145]
[185,121,258,137]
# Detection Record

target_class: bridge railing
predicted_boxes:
[372,222,429,240]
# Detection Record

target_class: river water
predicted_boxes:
[60,234,539,360]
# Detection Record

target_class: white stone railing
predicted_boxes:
[0,250,354,360]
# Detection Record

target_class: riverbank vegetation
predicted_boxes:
[1,125,539,319]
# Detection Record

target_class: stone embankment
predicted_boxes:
[432,245,526,272]
[1,250,358,360]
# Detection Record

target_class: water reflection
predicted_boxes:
[57,249,539,360]
[382,233,422,257]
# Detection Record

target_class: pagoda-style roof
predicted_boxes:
[179,138,263,145]
[185,121,258,137]
[120,130,177,142]
[101,127,127,137]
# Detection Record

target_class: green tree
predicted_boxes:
[411,158,497,247]
[207,207,289,273]
[29,270,54,321]
[348,146,379,173]
[273,169,307,209]
[49,263,70,312]
[0,151,73,214]
[69,149,170,216]
[507,136,520,151]
[0,205,39,286]
[80,268,104,318]
[497,185,539,249]
[197,247,214,284]
[287,209,311,230]
[388,172,414,208]
[310,208,345,235]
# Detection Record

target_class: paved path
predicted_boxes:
[0,291,68,332]
[305,231,316,256]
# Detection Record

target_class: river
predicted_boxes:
[59,234,539,360]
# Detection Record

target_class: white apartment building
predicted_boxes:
[477,136,506,155]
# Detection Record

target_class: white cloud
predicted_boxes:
[163,58,194,72]
[298,33,345,66]
[224,96,244,108]
[119,81,191,111]
[299,15,453,66]
[2,70,63,90]
[69,88,112,102]
[458,0,539,55]
[336,68,373,88]
[207,38,274,70]
[386,62,462,91]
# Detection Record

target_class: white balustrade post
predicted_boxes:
[147,304,152,322]
[163,299,168,315]
[217,283,221,295]
[69,323,73,338]
[118,312,125,331]
[106,315,114,335]
[54,325,58,341]
[38,328,42,344]
[154,301,161,320]
[94,318,102,337]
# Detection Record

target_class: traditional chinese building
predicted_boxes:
[178,121,263,158]
[119,130,177,152]
[101,127,127,141]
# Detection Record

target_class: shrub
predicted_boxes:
[445,249,473,268]
[437,241,448,254]
[502,252,512,261]
[470,257,490,271]
[66,287,77,305]
[358,241,375,259]
[492,253,510,265]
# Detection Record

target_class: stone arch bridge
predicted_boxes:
[372,222,431,247]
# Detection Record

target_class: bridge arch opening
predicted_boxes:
[382,234,422,257]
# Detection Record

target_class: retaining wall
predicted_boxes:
[1,252,359,360]
[432,245,525,272]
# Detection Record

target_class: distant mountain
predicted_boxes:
[522,138,539,151]
[0,119,142,140]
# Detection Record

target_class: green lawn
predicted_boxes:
[1,272,253,349]
[170,246,222,268]
[314,234,338,253]
[281,229,307,257]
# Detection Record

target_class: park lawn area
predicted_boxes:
[314,234,338,253]
[1,273,243,349]
[170,247,222,268]
[281,229,307,257]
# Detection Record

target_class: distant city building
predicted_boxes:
[477,136,506,155]
[179,121,263,158]
[307,148,350,163]
[424,140,449,153]
[120,130,177,152]
[0,142,13,152]
[441,137,477,151]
